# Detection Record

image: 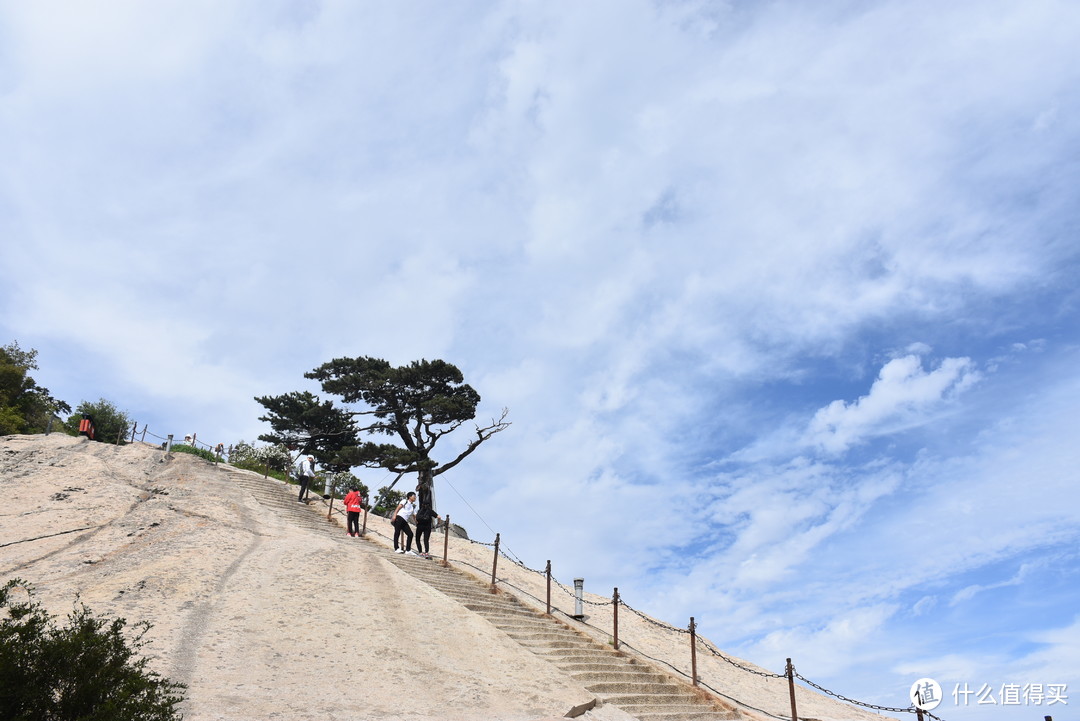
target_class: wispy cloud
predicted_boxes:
[805,354,981,454]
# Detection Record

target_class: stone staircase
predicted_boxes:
[385,553,740,721]
[223,467,332,534]
[222,463,740,721]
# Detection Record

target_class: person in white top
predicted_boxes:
[391,492,418,555]
[296,455,315,504]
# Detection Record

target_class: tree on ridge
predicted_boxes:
[257,356,510,519]
[0,341,71,435]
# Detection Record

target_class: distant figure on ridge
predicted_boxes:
[295,455,315,504]
[343,486,364,537]
[391,492,418,555]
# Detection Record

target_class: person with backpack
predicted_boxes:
[295,455,315,504]
[414,502,441,558]
[391,492,418,555]
[343,486,365,537]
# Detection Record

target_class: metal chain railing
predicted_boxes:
[793,665,943,719]
[695,633,784,678]
[441,524,943,720]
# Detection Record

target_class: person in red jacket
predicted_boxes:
[343,487,365,537]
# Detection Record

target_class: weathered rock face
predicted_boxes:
[0,433,597,721]
[1,433,893,721]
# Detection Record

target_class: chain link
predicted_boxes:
[619,599,690,633]
[794,668,939,718]
[697,635,783,678]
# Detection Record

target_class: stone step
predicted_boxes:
[555,658,661,673]
[411,578,481,592]
[499,621,582,634]
[586,680,689,696]
[514,638,598,652]
[506,634,592,648]
[502,631,586,646]
[613,695,721,712]
[490,616,568,629]
[505,622,585,634]
[461,602,538,617]
[566,669,672,685]
[635,711,739,721]
[537,646,621,659]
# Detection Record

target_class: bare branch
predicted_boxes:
[433,408,511,477]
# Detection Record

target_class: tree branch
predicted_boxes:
[433,408,511,477]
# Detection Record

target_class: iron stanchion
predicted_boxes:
[442,514,450,566]
[545,560,552,615]
[786,657,798,721]
[613,588,620,650]
[489,532,500,592]
[690,617,698,686]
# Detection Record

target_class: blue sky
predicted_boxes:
[2,2,1078,718]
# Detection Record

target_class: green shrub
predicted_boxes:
[169,444,222,463]
[64,398,133,445]
[322,471,368,498]
[226,457,290,483]
[228,440,291,473]
[0,579,186,721]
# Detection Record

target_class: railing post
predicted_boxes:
[489,533,500,592]
[915,708,924,721]
[442,514,450,566]
[786,657,799,721]
[165,434,174,458]
[613,587,620,650]
[545,560,552,615]
[327,490,335,521]
[573,578,584,619]
[115,425,124,445]
[130,423,137,443]
[361,507,368,537]
[141,426,147,442]
[690,617,698,686]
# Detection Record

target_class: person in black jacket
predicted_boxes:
[415,504,442,558]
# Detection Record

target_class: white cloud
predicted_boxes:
[805,355,981,453]
[741,604,899,678]
[949,563,1036,606]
